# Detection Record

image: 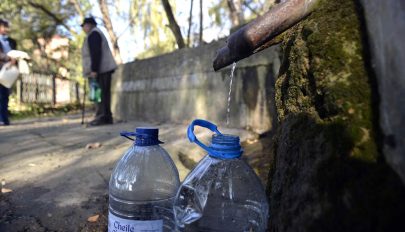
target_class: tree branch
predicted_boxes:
[243,0,260,16]
[161,0,185,49]
[187,0,194,47]
[98,0,123,64]
[199,0,203,44]
[27,0,76,36]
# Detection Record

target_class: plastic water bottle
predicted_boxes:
[89,78,101,102]
[174,119,269,232]
[109,127,180,232]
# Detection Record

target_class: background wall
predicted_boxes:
[111,40,280,133]
[361,0,405,184]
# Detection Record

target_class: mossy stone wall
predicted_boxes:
[267,0,405,231]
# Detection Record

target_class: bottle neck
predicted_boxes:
[208,134,243,159]
[135,135,161,146]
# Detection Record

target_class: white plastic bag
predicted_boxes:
[8,50,31,74]
[0,50,30,88]
[18,59,30,75]
[7,50,30,60]
[0,62,19,88]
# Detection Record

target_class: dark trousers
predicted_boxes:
[94,71,113,122]
[0,84,10,125]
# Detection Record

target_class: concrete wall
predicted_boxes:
[361,0,405,184]
[111,40,280,133]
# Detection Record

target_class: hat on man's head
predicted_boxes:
[80,17,97,27]
[0,19,9,27]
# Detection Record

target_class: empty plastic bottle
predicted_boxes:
[109,127,180,232]
[174,119,269,232]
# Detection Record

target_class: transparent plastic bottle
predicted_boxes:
[89,78,101,103]
[174,119,269,232]
[109,127,180,232]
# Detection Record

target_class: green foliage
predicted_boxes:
[9,102,83,120]
[208,0,276,27]
[276,0,377,161]
[0,0,277,70]
[130,0,178,58]
[208,0,228,26]
[0,0,91,81]
[129,0,277,58]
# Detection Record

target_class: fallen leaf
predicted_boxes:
[1,188,13,193]
[246,138,258,144]
[87,214,99,222]
[85,142,102,149]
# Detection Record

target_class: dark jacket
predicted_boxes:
[0,37,17,69]
[4,37,16,50]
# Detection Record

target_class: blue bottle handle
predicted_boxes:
[187,119,222,155]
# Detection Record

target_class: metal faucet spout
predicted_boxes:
[213,0,319,71]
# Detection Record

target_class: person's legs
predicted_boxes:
[99,72,112,122]
[0,84,10,125]
[91,77,102,120]
[89,72,112,125]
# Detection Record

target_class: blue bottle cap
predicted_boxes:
[134,127,164,146]
[209,134,243,159]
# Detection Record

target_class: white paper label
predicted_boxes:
[108,212,163,232]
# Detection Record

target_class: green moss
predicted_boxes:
[269,0,405,230]
[269,113,405,231]
[275,0,377,162]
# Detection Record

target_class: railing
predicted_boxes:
[15,73,81,105]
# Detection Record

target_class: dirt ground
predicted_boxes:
[0,113,269,231]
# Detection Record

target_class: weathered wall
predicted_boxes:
[360,0,405,184]
[111,40,280,133]
[267,0,405,231]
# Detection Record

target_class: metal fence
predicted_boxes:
[15,73,81,105]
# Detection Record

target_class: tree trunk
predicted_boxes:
[98,0,123,64]
[187,0,194,47]
[227,0,244,27]
[161,0,185,49]
[199,0,203,44]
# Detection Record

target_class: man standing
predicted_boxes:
[81,17,117,126]
[0,19,16,126]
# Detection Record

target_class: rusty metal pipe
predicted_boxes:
[213,0,319,71]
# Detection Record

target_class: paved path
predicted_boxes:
[0,114,256,231]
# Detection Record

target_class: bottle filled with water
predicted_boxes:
[174,119,269,232]
[89,78,101,103]
[109,127,180,232]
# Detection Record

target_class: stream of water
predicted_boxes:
[226,62,237,125]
